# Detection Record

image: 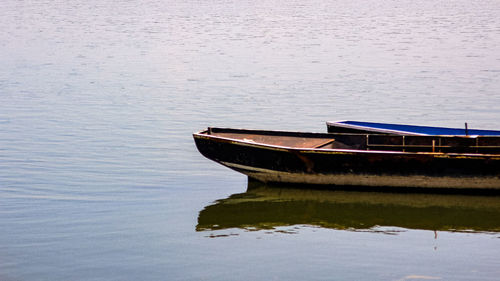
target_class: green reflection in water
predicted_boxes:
[197,181,500,233]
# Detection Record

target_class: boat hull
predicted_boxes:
[221,162,500,189]
[194,132,500,190]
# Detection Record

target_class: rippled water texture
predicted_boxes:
[1,0,500,280]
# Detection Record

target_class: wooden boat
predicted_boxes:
[326,120,500,136]
[193,127,500,190]
[197,181,500,232]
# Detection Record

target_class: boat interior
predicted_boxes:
[199,127,500,154]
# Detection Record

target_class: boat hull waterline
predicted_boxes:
[221,162,499,189]
[193,128,500,190]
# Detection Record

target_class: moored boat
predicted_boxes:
[326,120,500,136]
[193,127,500,190]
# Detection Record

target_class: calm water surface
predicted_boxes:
[1,0,500,280]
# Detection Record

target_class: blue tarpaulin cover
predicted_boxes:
[335,121,500,136]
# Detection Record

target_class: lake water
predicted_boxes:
[1,0,500,280]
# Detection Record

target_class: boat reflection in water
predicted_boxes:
[197,180,500,234]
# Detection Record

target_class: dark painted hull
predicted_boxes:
[193,128,500,189]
